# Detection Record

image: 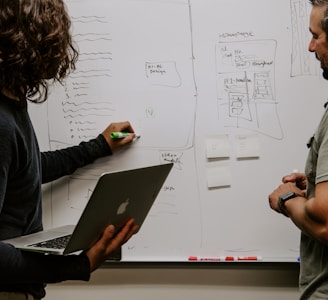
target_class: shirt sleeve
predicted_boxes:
[315,109,328,184]
[0,241,90,284]
[41,134,112,183]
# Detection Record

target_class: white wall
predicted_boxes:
[45,263,300,300]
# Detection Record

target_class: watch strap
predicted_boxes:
[278,192,304,217]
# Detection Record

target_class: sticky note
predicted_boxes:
[206,135,230,159]
[235,134,260,159]
[206,165,232,188]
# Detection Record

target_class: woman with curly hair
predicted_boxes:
[0,0,138,299]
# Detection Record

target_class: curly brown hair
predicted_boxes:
[0,0,78,104]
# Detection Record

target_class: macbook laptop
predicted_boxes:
[2,163,173,256]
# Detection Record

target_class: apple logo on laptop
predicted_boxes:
[117,198,129,215]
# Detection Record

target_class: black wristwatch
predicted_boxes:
[278,191,302,217]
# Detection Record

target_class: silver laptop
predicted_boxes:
[3,163,173,256]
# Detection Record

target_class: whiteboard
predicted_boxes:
[29,0,328,262]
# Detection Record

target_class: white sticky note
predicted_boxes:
[235,134,260,159]
[206,165,232,188]
[206,135,230,159]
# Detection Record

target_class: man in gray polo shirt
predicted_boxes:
[269,2,328,298]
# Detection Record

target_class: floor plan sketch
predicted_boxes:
[216,40,283,139]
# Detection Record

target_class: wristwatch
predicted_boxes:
[278,191,302,217]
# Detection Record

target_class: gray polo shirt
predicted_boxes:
[300,105,328,299]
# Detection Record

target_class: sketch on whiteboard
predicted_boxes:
[160,151,184,170]
[145,61,182,87]
[41,0,201,260]
[48,13,116,146]
[290,0,319,76]
[216,40,283,139]
[48,4,196,151]
[26,0,306,261]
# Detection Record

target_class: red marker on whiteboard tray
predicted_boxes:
[237,256,262,261]
[225,256,235,261]
[188,255,262,262]
[188,256,221,261]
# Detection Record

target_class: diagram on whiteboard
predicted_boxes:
[27,0,314,261]
[47,0,196,151]
[216,40,283,139]
[42,0,201,260]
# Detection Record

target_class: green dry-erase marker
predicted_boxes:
[110,132,131,139]
[110,132,141,139]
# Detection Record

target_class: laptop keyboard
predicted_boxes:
[28,234,72,249]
